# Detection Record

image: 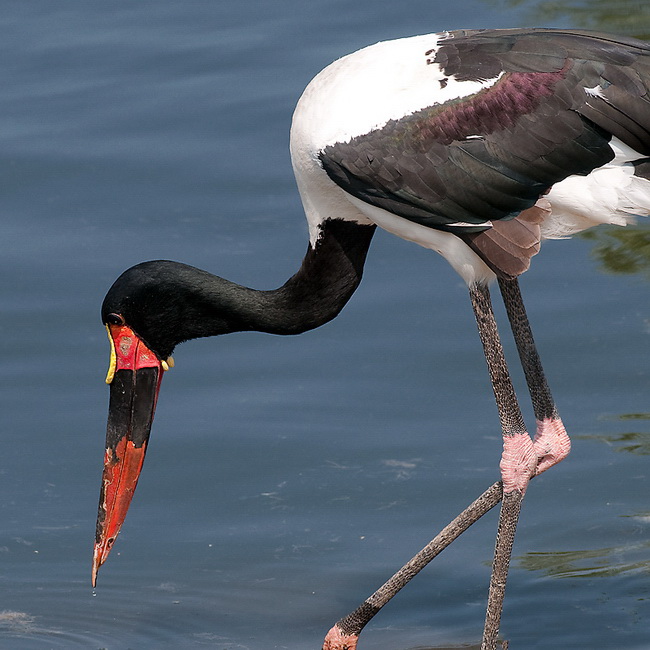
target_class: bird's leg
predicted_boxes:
[469,282,537,650]
[497,277,571,475]
[322,281,548,650]
[322,481,504,650]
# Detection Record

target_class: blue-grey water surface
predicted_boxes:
[2,1,650,648]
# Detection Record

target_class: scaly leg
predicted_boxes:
[322,280,549,650]
[498,277,571,474]
[322,481,504,650]
[469,283,537,650]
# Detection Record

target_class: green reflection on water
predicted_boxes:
[517,544,650,578]
[410,646,480,650]
[582,227,650,278]
[573,432,650,456]
[577,431,650,455]
[493,0,650,39]
[616,412,650,421]
[577,412,650,454]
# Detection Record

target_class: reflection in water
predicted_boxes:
[408,646,480,650]
[617,412,650,420]
[517,543,650,578]
[575,412,650,454]
[494,0,650,39]
[578,430,650,456]
[582,227,650,277]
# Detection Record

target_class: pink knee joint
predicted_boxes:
[323,625,358,650]
[534,417,571,475]
[500,432,536,494]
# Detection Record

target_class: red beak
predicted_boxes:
[92,323,168,586]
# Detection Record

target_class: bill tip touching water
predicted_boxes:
[93,27,650,648]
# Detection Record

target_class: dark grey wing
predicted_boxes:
[320,29,650,236]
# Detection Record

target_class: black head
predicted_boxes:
[102,260,249,359]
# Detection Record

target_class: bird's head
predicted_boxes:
[93,260,243,586]
[101,260,244,359]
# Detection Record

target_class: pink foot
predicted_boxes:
[534,417,571,475]
[323,625,358,650]
[500,432,537,494]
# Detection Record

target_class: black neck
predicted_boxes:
[104,219,375,359]
[107,219,376,358]
[255,219,376,334]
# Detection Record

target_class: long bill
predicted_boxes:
[92,322,171,587]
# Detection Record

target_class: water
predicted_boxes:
[2,1,650,648]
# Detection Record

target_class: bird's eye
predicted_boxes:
[106,313,125,326]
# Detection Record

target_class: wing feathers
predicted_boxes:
[319,29,650,267]
[462,201,548,278]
